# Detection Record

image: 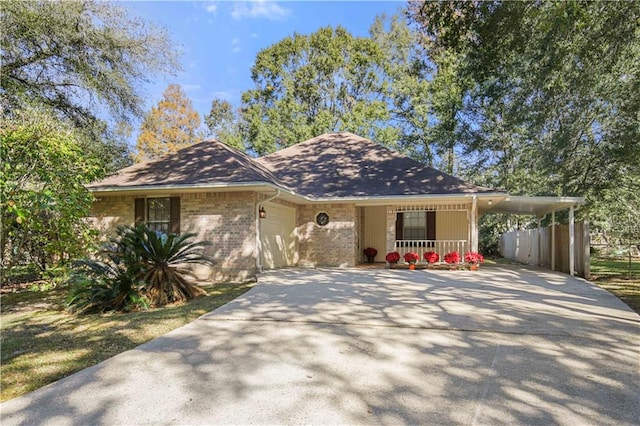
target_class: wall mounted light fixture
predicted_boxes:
[259,206,267,219]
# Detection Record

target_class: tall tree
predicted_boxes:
[1,0,178,127]
[136,84,204,161]
[241,26,395,155]
[1,0,179,174]
[204,98,244,151]
[408,1,640,212]
[369,14,433,163]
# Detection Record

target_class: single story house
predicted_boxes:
[87,132,583,281]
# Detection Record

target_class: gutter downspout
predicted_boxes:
[255,189,281,273]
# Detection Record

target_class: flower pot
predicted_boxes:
[409,263,416,270]
[367,255,375,264]
[389,262,397,269]
[469,264,479,271]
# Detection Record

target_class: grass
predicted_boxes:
[589,256,640,315]
[0,281,253,402]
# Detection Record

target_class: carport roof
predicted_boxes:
[487,195,585,216]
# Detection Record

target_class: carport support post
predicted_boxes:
[551,211,556,271]
[569,205,575,276]
[537,217,542,267]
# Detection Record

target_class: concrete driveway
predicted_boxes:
[1,266,639,425]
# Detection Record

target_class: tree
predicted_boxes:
[241,26,396,155]
[1,108,102,272]
[368,14,434,163]
[1,0,179,129]
[408,1,640,215]
[136,84,204,161]
[204,98,245,151]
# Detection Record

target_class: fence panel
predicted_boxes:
[500,222,589,278]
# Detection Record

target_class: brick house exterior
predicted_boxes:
[88,132,508,282]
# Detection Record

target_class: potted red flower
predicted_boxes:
[385,251,401,268]
[363,247,378,263]
[424,251,439,265]
[464,252,484,270]
[404,252,420,270]
[444,251,460,269]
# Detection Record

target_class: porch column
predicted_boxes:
[471,195,478,252]
[551,211,556,271]
[569,205,575,276]
[386,206,396,255]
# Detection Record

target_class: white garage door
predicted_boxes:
[260,202,296,269]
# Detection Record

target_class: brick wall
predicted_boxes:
[90,191,258,282]
[296,203,357,267]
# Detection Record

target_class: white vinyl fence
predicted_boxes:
[500,222,590,278]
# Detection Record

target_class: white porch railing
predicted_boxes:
[394,240,468,264]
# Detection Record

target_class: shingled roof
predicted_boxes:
[89,132,497,198]
[88,140,282,191]
[257,132,495,198]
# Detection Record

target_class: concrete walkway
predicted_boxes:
[1,266,639,425]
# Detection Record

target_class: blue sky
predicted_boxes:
[123,1,404,132]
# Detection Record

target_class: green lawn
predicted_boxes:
[590,256,640,315]
[0,282,253,402]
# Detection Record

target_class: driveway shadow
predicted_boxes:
[1,266,638,425]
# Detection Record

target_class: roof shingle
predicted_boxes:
[257,132,495,197]
[88,132,497,198]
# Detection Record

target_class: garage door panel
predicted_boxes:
[260,203,296,269]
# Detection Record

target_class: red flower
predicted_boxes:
[385,251,400,263]
[403,252,420,263]
[424,251,439,264]
[444,251,461,264]
[363,247,378,257]
[464,252,484,264]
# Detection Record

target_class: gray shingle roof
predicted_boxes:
[257,132,495,197]
[88,132,497,198]
[87,140,281,190]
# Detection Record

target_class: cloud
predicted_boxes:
[231,38,241,53]
[231,0,290,21]
[212,91,233,101]
[182,84,202,92]
[204,2,217,14]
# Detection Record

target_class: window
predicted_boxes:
[403,212,427,240]
[395,211,436,242]
[135,197,180,234]
[147,198,171,233]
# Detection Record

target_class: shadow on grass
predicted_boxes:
[0,282,254,401]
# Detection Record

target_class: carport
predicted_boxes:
[485,195,586,276]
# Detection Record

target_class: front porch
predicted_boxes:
[358,201,481,265]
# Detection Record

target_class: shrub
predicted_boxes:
[363,247,378,257]
[444,251,461,264]
[404,252,420,264]
[67,225,214,313]
[424,251,439,264]
[385,251,401,263]
[464,252,485,265]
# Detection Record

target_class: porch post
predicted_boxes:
[386,206,396,255]
[471,195,477,252]
[569,205,575,276]
[537,216,542,267]
[551,211,556,271]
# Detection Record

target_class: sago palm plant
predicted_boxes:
[120,225,214,306]
[67,225,214,312]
